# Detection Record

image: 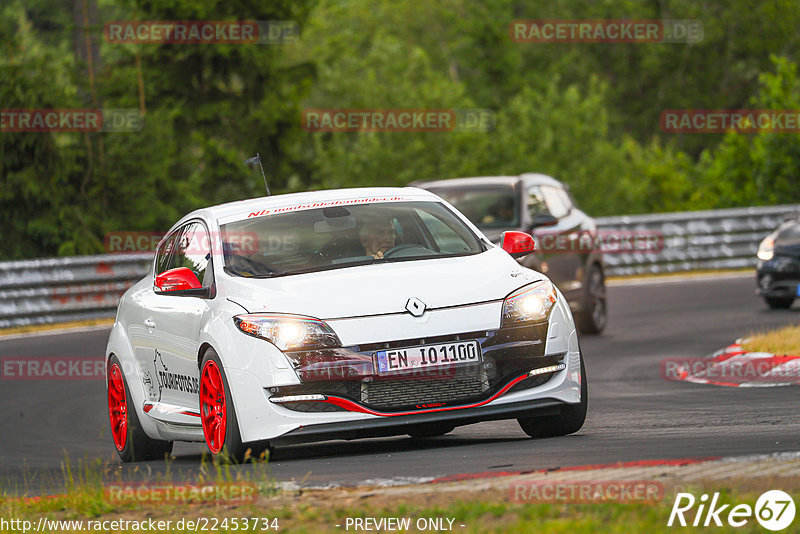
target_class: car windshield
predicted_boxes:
[220,201,484,277]
[426,186,520,229]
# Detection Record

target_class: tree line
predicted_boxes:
[2,0,799,258]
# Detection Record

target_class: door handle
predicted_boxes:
[144,318,156,329]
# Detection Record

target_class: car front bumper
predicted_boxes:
[226,290,583,444]
[756,256,800,298]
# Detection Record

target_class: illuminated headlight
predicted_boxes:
[757,236,775,261]
[233,314,341,351]
[502,280,558,326]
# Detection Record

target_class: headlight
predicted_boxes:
[502,280,558,326]
[233,314,341,351]
[757,236,775,261]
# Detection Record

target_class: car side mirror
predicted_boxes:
[529,213,558,229]
[500,231,536,258]
[155,267,203,293]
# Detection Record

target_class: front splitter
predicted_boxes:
[270,397,567,446]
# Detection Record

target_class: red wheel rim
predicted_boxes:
[107,363,128,451]
[200,360,227,454]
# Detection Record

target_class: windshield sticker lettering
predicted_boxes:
[246,196,409,218]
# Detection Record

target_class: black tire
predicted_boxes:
[577,264,607,335]
[107,355,173,462]
[200,348,270,463]
[517,354,588,438]
[764,296,794,309]
[407,423,455,439]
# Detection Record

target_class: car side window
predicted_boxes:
[526,186,550,218]
[415,209,471,253]
[155,231,179,276]
[171,222,212,287]
[541,186,571,218]
[556,186,575,213]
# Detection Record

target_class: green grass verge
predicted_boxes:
[2,468,797,533]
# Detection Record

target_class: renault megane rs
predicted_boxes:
[105,187,587,462]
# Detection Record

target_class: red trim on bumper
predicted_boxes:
[314,372,531,417]
[142,401,200,418]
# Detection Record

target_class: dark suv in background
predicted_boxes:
[414,174,607,334]
[756,214,800,309]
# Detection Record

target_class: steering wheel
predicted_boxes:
[382,244,430,258]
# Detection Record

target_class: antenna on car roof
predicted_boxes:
[244,153,271,196]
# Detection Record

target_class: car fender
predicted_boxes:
[105,320,163,439]
[197,307,302,441]
[197,307,299,386]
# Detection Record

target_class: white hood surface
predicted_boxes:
[223,248,542,320]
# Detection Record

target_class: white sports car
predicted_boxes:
[106,187,587,462]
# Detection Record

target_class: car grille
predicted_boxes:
[363,364,488,410]
[280,401,347,413]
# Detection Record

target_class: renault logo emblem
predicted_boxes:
[405,298,427,317]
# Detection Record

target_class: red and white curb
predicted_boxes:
[10,452,800,500]
[281,452,800,492]
[663,341,800,387]
[340,451,800,499]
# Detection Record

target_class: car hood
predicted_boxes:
[223,248,543,320]
[774,221,800,257]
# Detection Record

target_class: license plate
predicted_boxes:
[376,340,480,374]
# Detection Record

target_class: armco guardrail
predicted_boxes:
[0,204,798,329]
[596,204,800,276]
[0,254,152,329]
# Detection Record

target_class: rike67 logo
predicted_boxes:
[668,490,796,531]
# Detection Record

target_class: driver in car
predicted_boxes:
[359,216,397,259]
[482,196,515,225]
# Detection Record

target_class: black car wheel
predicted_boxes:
[577,264,607,334]
[764,296,794,309]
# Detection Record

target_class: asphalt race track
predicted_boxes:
[2,272,799,493]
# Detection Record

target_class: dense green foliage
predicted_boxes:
[2,0,800,259]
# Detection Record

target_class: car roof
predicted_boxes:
[412,173,565,189]
[178,186,439,227]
